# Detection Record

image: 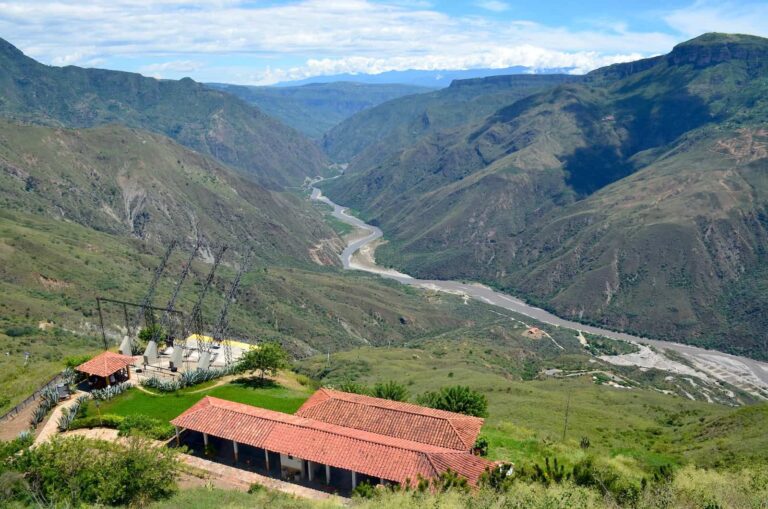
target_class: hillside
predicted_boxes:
[0,119,510,411]
[0,38,327,188]
[323,33,768,359]
[322,74,577,165]
[208,82,431,139]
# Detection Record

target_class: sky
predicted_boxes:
[1,0,766,85]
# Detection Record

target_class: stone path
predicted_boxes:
[179,454,339,501]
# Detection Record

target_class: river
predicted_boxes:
[311,188,768,398]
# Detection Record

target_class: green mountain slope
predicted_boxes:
[0,38,327,188]
[322,74,577,165]
[208,82,432,139]
[324,33,768,359]
[0,118,506,410]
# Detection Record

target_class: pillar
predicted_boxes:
[233,441,239,463]
[325,464,331,485]
[352,471,357,490]
[300,459,306,480]
[203,433,209,447]
[264,450,270,473]
[308,461,314,482]
[175,426,180,446]
[380,477,384,486]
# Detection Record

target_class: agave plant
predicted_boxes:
[92,381,131,401]
[30,404,48,428]
[41,386,59,407]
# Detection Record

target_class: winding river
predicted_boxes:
[311,188,768,397]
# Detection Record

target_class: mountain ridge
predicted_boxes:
[323,32,768,360]
[0,38,327,188]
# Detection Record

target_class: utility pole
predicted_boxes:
[562,385,572,442]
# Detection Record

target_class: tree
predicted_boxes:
[371,380,408,401]
[416,385,488,417]
[336,380,370,395]
[237,342,288,383]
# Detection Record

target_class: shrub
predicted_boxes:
[9,435,178,506]
[4,326,36,337]
[335,380,370,395]
[352,480,377,498]
[473,435,489,457]
[371,381,408,401]
[63,354,92,369]
[417,385,488,417]
[118,414,175,440]
[70,414,125,430]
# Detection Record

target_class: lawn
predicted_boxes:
[96,378,311,422]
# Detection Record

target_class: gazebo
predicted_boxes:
[76,351,136,388]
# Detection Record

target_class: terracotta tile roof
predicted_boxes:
[295,388,484,451]
[171,396,493,485]
[75,351,136,378]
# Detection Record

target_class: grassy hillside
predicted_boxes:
[0,120,505,412]
[0,38,327,188]
[209,82,431,139]
[324,33,768,360]
[322,74,577,165]
[297,342,768,473]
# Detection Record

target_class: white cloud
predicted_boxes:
[663,1,768,38]
[0,0,700,84]
[476,1,510,12]
[139,60,202,78]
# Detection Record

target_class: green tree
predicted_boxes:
[336,380,370,395]
[237,342,288,383]
[371,380,408,401]
[417,385,488,417]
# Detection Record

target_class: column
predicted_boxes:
[308,461,314,482]
[175,426,180,446]
[380,477,384,486]
[233,441,239,463]
[325,464,331,485]
[351,471,357,490]
[264,450,270,473]
[203,433,209,447]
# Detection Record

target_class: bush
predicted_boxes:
[70,414,125,430]
[335,380,370,395]
[9,435,178,507]
[118,414,175,440]
[371,380,408,401]
[4,326,36,337]
[63,354,92,369]
[352,480,377,498]
[417,385,488,417]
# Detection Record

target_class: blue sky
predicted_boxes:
[1,0,766,85]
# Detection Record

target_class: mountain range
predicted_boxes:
[322,33,768,360]
[0,38,326,188]
[274,66,575,88]
[206,82,431,139]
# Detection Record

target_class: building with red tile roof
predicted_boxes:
[76,351,135,385]
[171,394,492,490]
[296,388,484,451]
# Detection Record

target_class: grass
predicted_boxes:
[96,378,311,422]
[296,343,768,474]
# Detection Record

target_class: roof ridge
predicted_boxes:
[446,418,472,450]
